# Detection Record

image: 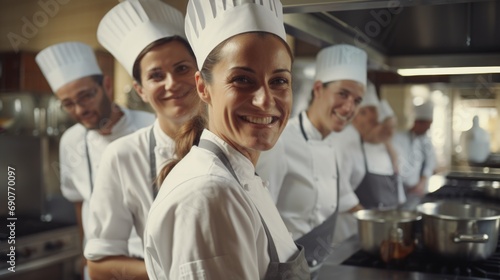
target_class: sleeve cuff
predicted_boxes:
[84,238,129,261]
[61,188,84,202]
[338,192,359,212]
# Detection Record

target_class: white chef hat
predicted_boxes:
[314,44,367,87]
[97,0,185,76]
[35,42,102,93]
[378,99,395,122]
[185,0,287,70]
[414,101,434,121]
[359,81,379,108]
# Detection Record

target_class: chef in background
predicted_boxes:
[257,44,366,278]
[393,101,436,197]
[35,42,154,279]
[459,115,491,163]
[331,87,404,244]
[83,1,201,279]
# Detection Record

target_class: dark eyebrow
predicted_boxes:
[146,66,162,73]
[76,87,96,97]
[230,67,291,75]
[230,66,255,74]
[173,59,190,67]
[273,68,291,75]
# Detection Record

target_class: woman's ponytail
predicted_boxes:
[156,107,207,189]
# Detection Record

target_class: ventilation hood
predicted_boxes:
[281,0,500,75]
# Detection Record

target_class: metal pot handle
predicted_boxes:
[452,233,489,243]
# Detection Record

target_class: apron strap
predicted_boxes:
[198,139,242,185]
[84,130,94,193]
[149,126,158,200]
[198,139,279,262]
[258,208,280,263]
[298,112,308,141]
[359,135,370,172]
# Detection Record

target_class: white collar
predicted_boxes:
[110,105,128,134]
[300,111,324,141]
[153,120,174,146]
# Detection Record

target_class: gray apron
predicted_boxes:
[295,113,340,271]
[354,137,399,209]
[198,139,310,280]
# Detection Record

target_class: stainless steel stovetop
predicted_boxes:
[317,183,500,280]
[0,217,79,278]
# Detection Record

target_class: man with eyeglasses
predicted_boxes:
[36,41,154,280]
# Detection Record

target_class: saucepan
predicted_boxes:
[353,209,421,262]
[417,201,500,262]
[475,180,500,200]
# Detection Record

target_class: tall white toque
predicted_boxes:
[36,42,102,93]
[378,99,395,122]
[314,44,367,87]
[185,0,287,70]
[97,0,186,77]
[414,101,434,121]
[359,81,379,108]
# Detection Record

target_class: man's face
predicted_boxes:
[352,105,379,138]
[55,76,113,130]
[413,119,432,135]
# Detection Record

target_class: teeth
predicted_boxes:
[335,112,349,121]
[243,116,273,125]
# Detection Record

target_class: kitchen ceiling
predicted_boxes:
[281,0,500,72]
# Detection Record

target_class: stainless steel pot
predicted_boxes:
[417,201,500,261]
[353,209,421,262]
[476,180,500,200]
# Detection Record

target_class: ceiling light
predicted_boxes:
[397,66,500,76]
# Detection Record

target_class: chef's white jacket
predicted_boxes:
[392,130,436,191]
[85,120,174,261]
[59,107,154,251]
[328,125,406,243]
[256,111,359,240]
[144,130,298,280]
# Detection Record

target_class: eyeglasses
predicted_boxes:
[60,88,98,112]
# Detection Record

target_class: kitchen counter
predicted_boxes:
[317,235,490,280]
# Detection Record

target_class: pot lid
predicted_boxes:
[418,201,500,220]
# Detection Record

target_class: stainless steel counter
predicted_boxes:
[317,235,491,280]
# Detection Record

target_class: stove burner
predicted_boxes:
[342,244,500,279]
[423,184,489,201]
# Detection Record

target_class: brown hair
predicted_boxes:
[132,36,196,85]
[309,82,332,106]
[156,105,207,187]
[90,74,104,86]
[156,32,293,188]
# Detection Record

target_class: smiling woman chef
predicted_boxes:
[143,0,309,279]
[83,0,200,279]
